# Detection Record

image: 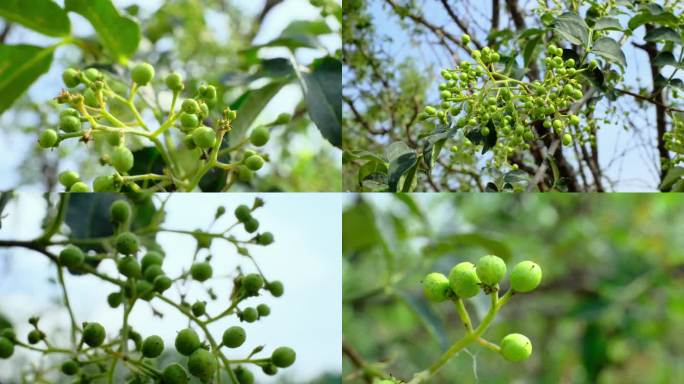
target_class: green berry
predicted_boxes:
[199,84,217,100]
[552,119,563,130]
[28,330,43,344]
[112,146,134,173]
[249,126,270,147]
[257,304,270,317]
[60,108,79,118]
[461,34,471,45]
[271,346,296,368]
[241,307,258,323]
[162,363,189,384]
[244,217,259,233]
[245,155,264,171]
[476,255,506,286]
[39,129,59,148]
[107,292,122,308]
[448,262,481,298]
[190,262,213,282]
[268,281,284,297]
[1,328,16,341]
[234,205,251,222]
[62,69,80,87]
[61,359,79,375]
[183,133,197,149]
[117,256,142,278]
[115,232,139,255]
[192,126,216,149]
[175,328,201,356]
[261,363,277,376]
[69,182,90,192]
[83,88,99,107]
[153,275,173,293]
[60,115,81,133]
[235,366,255,383]
[144,265,164,282]
[238,166,253,182]
[110,199,131,224]
[222,326,246,348]
[193,230,213,249]
[569,114,580,125]
[191,301,206,317]
[257,232,274,245]
[84,68,101,82]
[93,175,117,192]
[500,333,532,362]
[182,99,200,114]
[422,272,450,302]
[132,63,155,85]
[59,171,80,189]
[589,59,598,69]
[59,245,85,268]
[180,113,199,128]
[188,348,217,382]
[106,131,122,146]
[83,322,106,347]
[141,251,164,271]
[562,133,573,146]
[243,273,264,295]
[142,335,164,358]
[0,337,14,359]
[510,261,542,292]
[274,113,291,124]
[165,72,184,92]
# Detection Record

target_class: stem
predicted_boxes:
[453,299,474,333]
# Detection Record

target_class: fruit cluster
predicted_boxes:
[421,35,590,169]
[0,198,295,383]
[38,63,290,192]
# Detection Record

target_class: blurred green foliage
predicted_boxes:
[343,194,684,383]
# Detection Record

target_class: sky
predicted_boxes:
[0,193,342,383]
[359,0,683,191]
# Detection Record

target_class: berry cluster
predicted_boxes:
[39,63,291,192]
[421,36,591,169]
[0,197,295,383]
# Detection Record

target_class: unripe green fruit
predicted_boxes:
[153,275,173,293]
[0,337,14,359]
[115,232,139,255]
[461,34,471,44]
[192,126,216,149]
[107,292,122,308]
[112,146,134,173]
[238,166,253,182]
[222,326,246,348]
[261,363,277,376]
[136,281,154,301]
[180,113,199,129]
[117,256,142,278]
[243,273,264,295]
[61,359,79,375]
[242,307,258,323]
[132,63,155,85]
[234,205,251,222]
[83,322,106,347]
[562,133,573,146]
[235,366,255,383]
[257,304,270,317]
[83,88,99,107]
[268,281,284,297]
[141,251,164,271]
[39,129,59,148]
[182,99,200,114]
[142,335,164,358]
[162,363,189,384]
[422,272,450,302]
[199,85,217,100]
[271,346,296,368]
[510,261,542,292]
[191,301,206,317]
[500,333,532,362]
[62,68,80,87]
[165,72,184,92]
[106,131,122,146]
[274,113,291,124]
[475,255,506,286]
[245,155,264,171]
[193,230,213,249]
[59,108,79,119]
[175,328,201,356]
[60,115,81,133]
[1,328,16,341]
[569,114,580,125]
[183,133,197,149]
[257,232,274,245]
[110,200,131,224]
[190,262,213,282]
[144,265,164,282]
[69,182,90,192]
[84,68,101,82]
[59,245,85,268]
[27,330,43,344]
[244,217,259,233]
[552,119,563,130]
[448,262,481,298]
[188,348,217,382]
[249,126,270,147]
[93,175,117,192]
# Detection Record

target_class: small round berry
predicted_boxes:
[192,126,216,149]
[191,301,206,317]
[153,275,173,293]
[271,346,296,368]
[183,133,197,149]
[245,155,264,171]
[448,262,481,298]
[59,171,80,189]
[261,363,277,376]
[589,59,599,69]
[257,304,270,317]
[568,114,580,125]
[165,72,184,92]
[461,34,471,45]
[84,68,101,82]
[249,126,270,147]
[93,175,116,192]
[238,166,253,182]
[106,131,122,146]
[182,99,200,114]
[110,199,131,224]
[112,146,134,173]
[117,256,142,278]
[60,115,81,133]
[188,348,217,382]
[60,109,79,119]
[0,337,14,359]
[69,182,90,192]
[61,359,79,375]
[115,232,139,255]
[510,261,542,293]
[59,245,85,268]
[199,85,217,100]
[274,113,291,124]
[193,230,213,249]
[244,217,259,233]
[27,330,43,344]
[107,292,122,308]
[243,273,264,295]
[62,68,80,87]
[142,335,164,358]
[241,307,258,323]
[162,363,189,384]
[268,281,284,297]
[82,322,106,347]
[175,328,201,356]
[141,251,164,271]
[476,255,507,286]
[222,326,246,348]
[83,88,99,107]
[131,63,155,85]
[257,232,274,245]
[500,333,532,362]
[39,129,59,148]
[422,272,450,302]
[190,262,213,282]
[562,133,573,146]
[234,205,251,222]
[235,366,255,383]
[180,113,199,129]
[1,328,16,341]
[144,264,164,282]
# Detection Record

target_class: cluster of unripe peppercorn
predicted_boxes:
[421,34,592,169]
[37,62,288,192]
[0,199,295,383]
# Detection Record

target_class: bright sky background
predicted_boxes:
[0,0,342,191]
[0,193,342,383]
[358,1,683,191]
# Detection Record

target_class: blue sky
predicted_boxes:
[0,193,342,382]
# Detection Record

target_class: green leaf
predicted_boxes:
[0,0,70,37]
[303,57,341,147]
[644,27,681,44]
[281,20,332,37]
[386,142,418,192]
[397,290,448,351]
[393,194,426,223]
[591,37,626,68]
[523,36,542,69]
[0,44,54,114]
[654,51,677,66]
[422,125,456,169]
[66,194,120,242]
[64,0,140,63]
[230,80,289,141]
[553,12,590,47]
[424,233,513,261]
[343,150,387,164]
[660,167,684,191]
[593,17,623,31]
[628,11,679,30]
[342,199,381,254]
